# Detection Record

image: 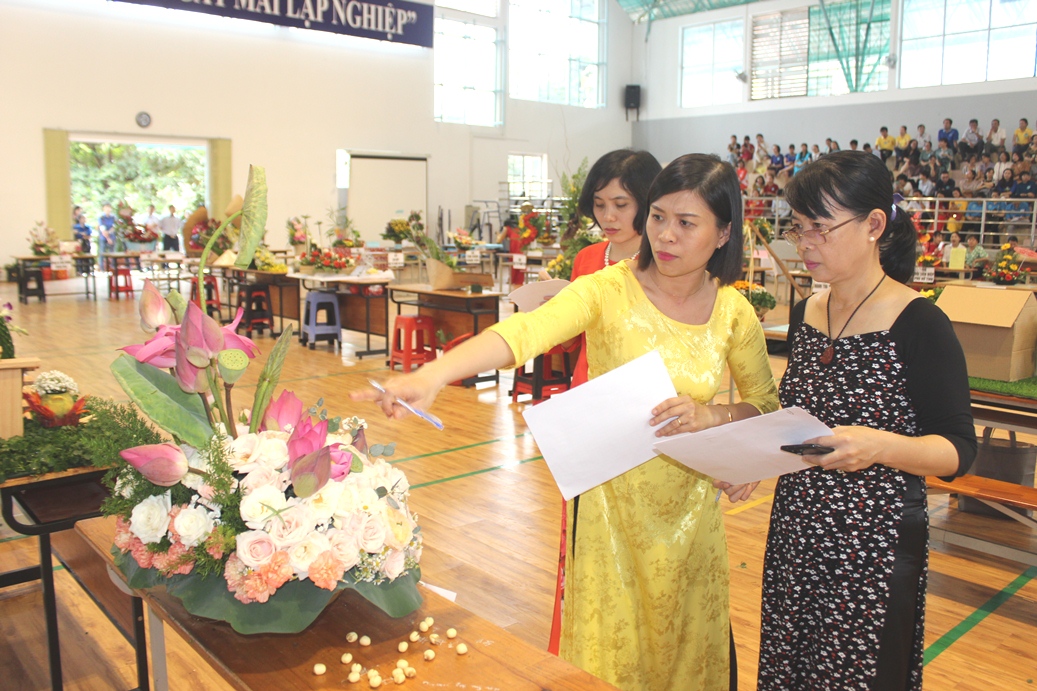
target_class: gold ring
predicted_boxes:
[677,417,682,426]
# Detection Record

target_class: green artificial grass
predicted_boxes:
[969,376,1037,401]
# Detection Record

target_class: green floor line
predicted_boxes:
[410,455,543,489]
[923,565,1037,665]
[0,534,31,545]
[390,432,532,465]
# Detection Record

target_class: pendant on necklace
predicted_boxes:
[820,345,835,365]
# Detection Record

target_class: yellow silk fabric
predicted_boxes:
[489,262,779,691]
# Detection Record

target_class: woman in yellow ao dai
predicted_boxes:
[354,154,779,691]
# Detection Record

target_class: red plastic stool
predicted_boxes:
[236,285,273,337]
[389,315,437,372]
[190,276,223,321]
[108,267,134,300]
[510,343,576,403]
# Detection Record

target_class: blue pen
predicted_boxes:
[715,489,723,503]
[368,380,444,430]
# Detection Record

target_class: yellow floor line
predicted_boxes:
[724,493,774,515]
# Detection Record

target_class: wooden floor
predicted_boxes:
[1,278,1035,690]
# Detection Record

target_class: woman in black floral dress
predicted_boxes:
[752,152,976,690]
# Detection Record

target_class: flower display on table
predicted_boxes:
[917,254,939,267]
[300,249,355,274]
[733,280,777,320]
[286,216,310,247]
[24,370,88,427]
[546,228,602,281]
[559,158,591,239]
[984,243,1030,285]
[254,247,288,274]
[106,176,423,633]
[28,221,60,256]
[382,219,410,244]
[448,229,477,251]
[0,301,28,359]
[328,207,363,250]
[919,287,944,303]
[189,218,237,255]
[516,210,544,249]
[115,203,159,245]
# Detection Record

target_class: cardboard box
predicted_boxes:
[426,258,494,291]
[936,285,1037,381]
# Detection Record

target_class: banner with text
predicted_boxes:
[113,0,434,48]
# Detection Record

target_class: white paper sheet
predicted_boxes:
[521,350,677,501]
[652,407,833,485]
[508,279,570,312]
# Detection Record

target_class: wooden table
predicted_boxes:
[223,269,303,336]
[14,255,99,301]
[76,516,618,691]
[389,284,503,384]
[291,274,391,358]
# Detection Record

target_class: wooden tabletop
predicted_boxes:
[75,516,617,691]
[390,283,503,299]
[0,464,108,490]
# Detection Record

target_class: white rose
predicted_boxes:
[130,492,172,544]
[227,433,259,470]
[240,466,281,495]
[383,549,406,581]
[173,505,214,548]
[289,532,331,578]
[327,525,361,571]
[267,504,314,549]
[358,511,387,553]
[241,435,290,473]
[236,530,277,569]
[180,444,209,491]
[305,479,345,524]
[239,485,288,530]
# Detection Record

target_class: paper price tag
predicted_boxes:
[512,254,527,269]
[464,250,480,265]
[913,267,935,283]
[388,252,405,269]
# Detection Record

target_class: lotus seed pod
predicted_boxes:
[398,641,408,653]
[348,671,361,683]
[359,635,371,646]
[404,667,417,678]
[341,653,353,664]
[408,631,420,642]
[418,622,429,633]
[456,643,468,655]
[346,632,358,643]
[423,650,435,661]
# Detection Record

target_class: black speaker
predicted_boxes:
[624,85,641,109]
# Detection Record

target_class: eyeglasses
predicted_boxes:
[784,214,866,246]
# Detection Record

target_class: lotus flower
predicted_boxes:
[329,447,353,481]
[262,390,304,432]
[139,280,172,333]
[175,338,209,394]
[121,325,178,368]
[180,302,224,368]
[287,417,327,465]
[120,442,189,487]
[222,307,261,358]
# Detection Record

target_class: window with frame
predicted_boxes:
[751,10,810,100]
[680,19,745,108]
[434,4,502,126]
[507,154,550,199]
[900,0,1037,88]
[509,0,606,108]
[807,0,890,96]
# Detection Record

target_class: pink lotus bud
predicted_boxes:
[289,446,333,499]
[179,302,224,368]
[222,307,261,358]
[175,339,209,394]
[287,416,327,465]
[329,447,353,481]
[120,442,189,486]
[139,280,172,333]
[262,390,304,432]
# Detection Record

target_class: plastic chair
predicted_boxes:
[18,267,46,304]
[108,267,134,300]
[510,344,576,404]
[389,315,437,372]
[236,285,273,338]
[300,291,341,350]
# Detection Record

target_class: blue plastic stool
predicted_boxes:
[301,291,341,350]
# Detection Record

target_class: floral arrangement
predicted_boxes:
[115,203,159,244]
[559,158,591,239]
[734,280,776,318]
[449,229,477,251]
[300,249,355,273]
[329,207,363,249]
[286,216,310,246]
[917,254,939,267]
[24,370,88,428]
[108,274,422,632]
[254,247,288,274]
[0,301,27,359]
[190,219,235,254]
[920,287,944,303]
[28,221,60,256]
[383,219,411,244]
[744,218,775,245]
[547,228,603,281]
[516,211,544,249]
[984,243,1030,285]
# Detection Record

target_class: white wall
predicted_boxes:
[630,0,1037,160]
[0,0,634,263]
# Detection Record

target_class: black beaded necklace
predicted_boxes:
[820,274,886,365]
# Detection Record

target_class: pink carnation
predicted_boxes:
[130,540,154,569]
[166,505,183,543]
[224,554,248,592]
[259,551,293,591]
[153,541,195,576]
[241,572,275,604]
[114,516,134,553]
[307,551,345,591]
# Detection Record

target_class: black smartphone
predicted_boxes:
[780,443,834,455]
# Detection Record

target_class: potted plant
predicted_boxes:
[734,281,776,320]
